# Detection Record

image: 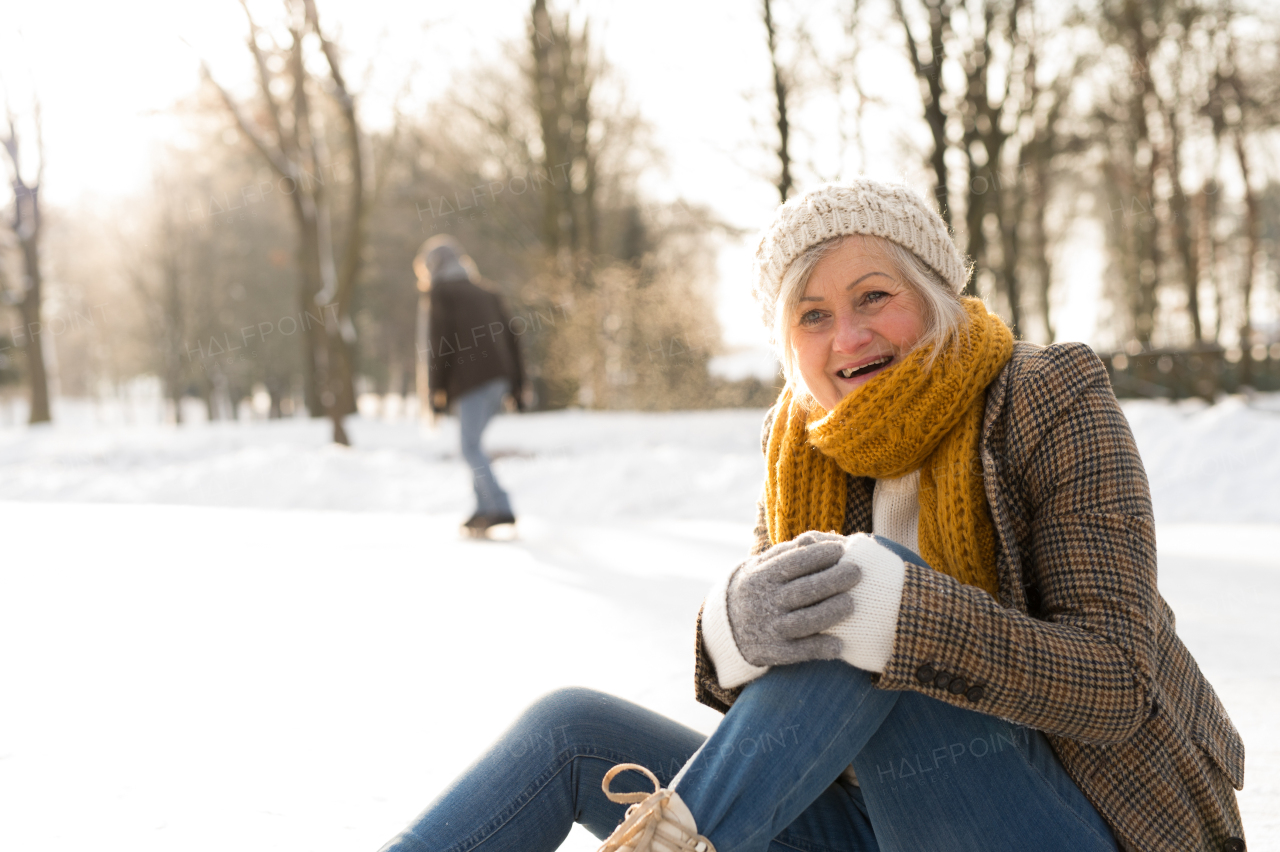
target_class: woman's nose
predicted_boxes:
[832,313,872,352]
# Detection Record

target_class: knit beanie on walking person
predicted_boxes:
[415,234,478,291]
[750,178,970,333]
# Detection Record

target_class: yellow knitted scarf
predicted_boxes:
[764,298,1014,596]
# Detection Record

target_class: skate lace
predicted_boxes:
[597,763,713,852]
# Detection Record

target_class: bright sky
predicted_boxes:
[2,0,1103,367]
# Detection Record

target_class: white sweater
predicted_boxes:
[701,471,918,690]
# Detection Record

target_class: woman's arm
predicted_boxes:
[426,291,453,410]
[877,344,1158,745]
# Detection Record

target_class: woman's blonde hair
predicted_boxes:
[772,234,969,391]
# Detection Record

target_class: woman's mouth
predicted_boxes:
[836,355,893,381]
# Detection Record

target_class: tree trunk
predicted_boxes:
[527,0,603,404]
[160,218,186,425]
[999,170,1022,338]
[1204,160,1224,344]
[894,0,953,227]
[18,275,51,424]
[1167,108,1203,344]
[1124,0,1160,347]
[1030,152,1054,341]
[1234,128,1258,387]
[1020,16,1069,345]
[2,126,51,423]
[531,0,568,255]
[296,214,326,416]
[308,0,366,432]
[266,379,284,419]
[328,330,357,419]
[762,0,793,202]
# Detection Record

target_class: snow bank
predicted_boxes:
[1121,395,1280,523]
[3,393,1280,525]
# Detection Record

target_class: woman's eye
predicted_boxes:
[863,290,890,304]
[799,309,825,325]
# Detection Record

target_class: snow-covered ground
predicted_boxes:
[1,395,1277,851]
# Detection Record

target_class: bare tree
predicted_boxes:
[1167,102,1204,344]
[981,0,1089,343]
[893,0,956,227]
[956,0,1024,317]
[1090,0,1172,347]
[1161,3,1210,346]
[530,0,599,271]
[1215,24,1264,384]
[1,91,51,423]
[304,0,378,435]
[201,0,374,445]
[1015,30,1085,344]
[893,0,1074,334]
[1233,124,1260,381]
[528,0,614,404]
[761,0,794,202]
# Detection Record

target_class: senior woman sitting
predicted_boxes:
[377,179,1246,852]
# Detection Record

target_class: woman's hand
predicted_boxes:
[726,531,862,667]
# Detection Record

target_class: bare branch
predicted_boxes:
[892,0,953,224]
[238,0,290,157]
[762,0,793,201]
[303,0,355,114]
[303,0,366,312]
[32,91,44,189]
[199,62,294,179]
[893,0,919,74]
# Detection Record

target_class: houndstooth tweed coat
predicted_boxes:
[694,342,1246,852]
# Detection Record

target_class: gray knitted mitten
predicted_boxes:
[726,531,862,667]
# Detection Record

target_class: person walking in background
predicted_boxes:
[414,235,525,536]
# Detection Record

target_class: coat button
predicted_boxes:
[1223,838,1246,852]
[916,664,937,685]
[933,671,952,690]
[966,685,985,702]
[948,676,968,695]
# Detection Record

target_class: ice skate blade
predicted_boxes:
[460,523,517,541]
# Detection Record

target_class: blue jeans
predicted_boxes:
[457,378,512,516]
[378,663,1118,851]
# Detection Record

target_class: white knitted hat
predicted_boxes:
[751,178,969,331]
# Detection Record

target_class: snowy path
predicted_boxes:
[0,502,739,852]
[2,399,1278,849]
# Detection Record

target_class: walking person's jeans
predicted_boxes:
[457,377,513,517]
[378,662,1119,852]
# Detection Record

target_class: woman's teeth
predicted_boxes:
[839,356,892,379]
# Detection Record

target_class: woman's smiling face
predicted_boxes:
[790,236,927,411]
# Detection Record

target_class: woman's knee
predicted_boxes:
[736,660,887,725]
[488,688,610,764]
[506,687,615,751]
[521,686,613,722]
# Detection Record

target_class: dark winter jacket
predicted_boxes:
[426,275,524,410]
[694,342,1246,852]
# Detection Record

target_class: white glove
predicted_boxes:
[826,533,908,674]
[702,532,909,688]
